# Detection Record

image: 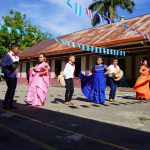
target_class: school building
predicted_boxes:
[18,14,150,86]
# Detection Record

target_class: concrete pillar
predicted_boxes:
[81,56,86,74]
[21,62,26,78]
[51,59,55,78]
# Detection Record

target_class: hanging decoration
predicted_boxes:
[122,24,150,41]
[0,23,125,56]
[74,3,82,16]
[86,8,93,19]
[66,0,72,8]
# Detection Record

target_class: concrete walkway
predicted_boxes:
[0,83,150,150]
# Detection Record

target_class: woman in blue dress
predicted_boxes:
[79,56,109,104]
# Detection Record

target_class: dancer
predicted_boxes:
[1,44,20,110]
[25,53,50,106]
[80,56,109,104]
[133,58,150,100]
[108,58,120,102]
[63,55,75,105]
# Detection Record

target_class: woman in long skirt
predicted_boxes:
[79,56,109,104]
[133,58,150,100]
[25,53,50,106]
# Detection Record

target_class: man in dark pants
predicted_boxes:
[1,44,20,110]
[108,58,120,102]
[63,55,75,105]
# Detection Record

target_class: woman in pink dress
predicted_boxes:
[25,53,50,106]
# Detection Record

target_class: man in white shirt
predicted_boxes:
[63,55,75,105]
[1,44,20,109]
[108,58,120,102]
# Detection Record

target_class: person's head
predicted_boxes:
[11,44,20,55]
[96,56,104,65]
[68,55,75,63]
[112,58,118,66]
[141,57,148,66]
[39,53,46,63]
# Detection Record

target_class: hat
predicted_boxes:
[113,69,124,81]
[58,71,66,86]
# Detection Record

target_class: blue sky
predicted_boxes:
[0,0,150,36]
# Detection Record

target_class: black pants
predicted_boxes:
[65,78,74,102]
[4,77,17,106]
[109,78,117,99]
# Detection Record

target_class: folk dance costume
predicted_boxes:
[79,65,107,104]
[108,64,120,100]
[25,62,50,106]
[1,51,19,108]
[133,65,150,100]
[64,61,75,102]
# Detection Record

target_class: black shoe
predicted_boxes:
[10,105,17,109]
[3,105,11,110]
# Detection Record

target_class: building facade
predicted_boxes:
[18,14,150,87]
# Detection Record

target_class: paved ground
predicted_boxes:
[0,83,150,150]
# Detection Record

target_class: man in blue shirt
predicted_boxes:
[1,44,20,110]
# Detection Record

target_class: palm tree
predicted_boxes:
[89,0,135,26]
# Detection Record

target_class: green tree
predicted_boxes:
[89,0,135,26]
[0,10,52,58]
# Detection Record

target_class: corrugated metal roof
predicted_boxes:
[19,14,150,59]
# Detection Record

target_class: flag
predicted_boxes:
[53,37,58,42]
[86,8,93,19]
[66,41,70,46]
[74,3,82,16]
[99,47,102,53]
[6,26,12,34]
[77,43,81,48]
[15,29,21,34]
[66,0,72,8]
[31,32,37,37]
[82,44,85,51]
[97,13,104,23]
[123,51,126,56]
[106,49,110,54]
[95,47,98,53]
[110,49,113,55]
[120,51,123,56]
[103,48,106,54]
[61,39,65,44]
[0,24,2,30]
[122,24,129,29]
[86,45,90,51]
[105,17,112,25]
[91,46,95,52]
[47,35,51,39]
[72,42,76,48]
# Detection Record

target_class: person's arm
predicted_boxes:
[63,63,69,77]
[104,65,110,75]
[39,68,48,76]
[105,68,110,75]
[1,54,9,68]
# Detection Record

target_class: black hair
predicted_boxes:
[113,58,118,61]
[11,44,20,50]
[39,53,46,58]
[68,54,75,58]
[141,57,148,63]
[96,56,104,64]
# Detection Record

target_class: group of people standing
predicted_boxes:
[1,44,149,110]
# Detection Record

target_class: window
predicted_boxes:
[74,57,81,77]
